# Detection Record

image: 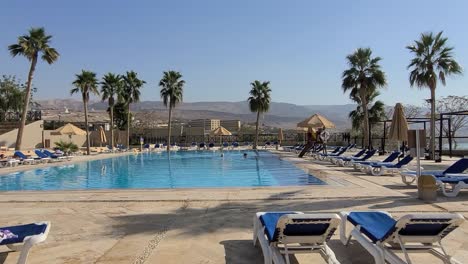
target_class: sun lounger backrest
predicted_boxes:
[382,152,401,163]
[276,214,340,244]
[443,158,468,174]
[386,213,464,244]
[360,149,376,160]
[43,150,57,158]
[14,151,27,159]
[353,148,367,158]
[395,155,413,167]
[35,150,48,158]
[331,147,341,154]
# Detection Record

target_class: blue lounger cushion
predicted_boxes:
[348,212,396,242]
[0,223,48,245]
[348,212,452,243]
[439,176,468,184]
[259,212,331,242]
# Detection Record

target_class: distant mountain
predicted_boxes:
[37,99,357,129]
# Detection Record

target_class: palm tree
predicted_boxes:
[407,31,462,159]
[100,73,122,151]
[71,70,99,155]
[248,80,271,149]
[349,91,386,143]
[342,48,386,148]
[8,27,59,150]
[121,71,145,148]
[159,71,185,151]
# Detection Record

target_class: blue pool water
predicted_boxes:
[0,150,325,191]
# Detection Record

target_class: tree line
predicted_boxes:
[7,27,465,158]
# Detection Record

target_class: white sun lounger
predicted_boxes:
[253,211,341,264]
[340,211,464,264]
[0,221,51,264]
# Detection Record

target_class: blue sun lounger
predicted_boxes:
[0,221,51,264]
[340,211,464,264]
[351,151,401,170]
[337,149,376,166]
[330,148,366,164]
[13,151,36,165]
[42,150,68,161]
[361,155,414,176]
[314,147,348,161]
[253,212,341,264]
[400,158,468,185]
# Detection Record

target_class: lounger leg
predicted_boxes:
[351,229,385,264]
[16,241,34,264]
[323,244,340,264]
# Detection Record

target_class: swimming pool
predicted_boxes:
[0,150,325,191]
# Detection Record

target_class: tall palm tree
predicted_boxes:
[159,71,185,151]
[342,48,386,148]
[8,27,59,150]
[71,70,99,155]
[248,80,271,149]
[100,73,122,151]
[349,91,386,135]
[121,71,145,148]
[407,31,462,159]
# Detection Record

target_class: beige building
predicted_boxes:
[187,119,220,135]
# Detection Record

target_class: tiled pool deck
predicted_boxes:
[0,150,467,263]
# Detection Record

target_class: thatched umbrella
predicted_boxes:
[55,123,86,142]
[55,123,86,136]
[297,114,336,129]
[211,126,232,145]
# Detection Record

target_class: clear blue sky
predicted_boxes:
[1,0,467,106]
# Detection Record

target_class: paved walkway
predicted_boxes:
[1,151,467,263]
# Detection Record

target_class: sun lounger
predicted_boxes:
[314,147,348,161]
[340,211,464,264]
[42,150,68,161]
[351,151,401,170]
[433,175,468,197]
[253,212,341,264]
[13,151,36,165]
[0,159,20,168]
[34,150,53,163]
[310,146,340,159]
[330,148,366,164]
[337,149,376,166]
[400,158,468,185]
[0,221,51,264]
[360,155,414,176]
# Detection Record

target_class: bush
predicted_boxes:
[54,140,79,155]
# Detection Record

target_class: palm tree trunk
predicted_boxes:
[167,106,172,151]
[430,87,436,159]
[110,105,114,151]
[15,56,37,150]
[360,90,370,149]
[83,99,91,155]
[254,111,260,149]
[127,104,131,148]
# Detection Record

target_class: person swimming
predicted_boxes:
[220,153,224,157]
[243,153,248,158]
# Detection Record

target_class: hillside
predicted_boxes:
[37,99,357,129]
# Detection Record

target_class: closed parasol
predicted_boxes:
[389,103,408,142]
[99,126,107,146]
